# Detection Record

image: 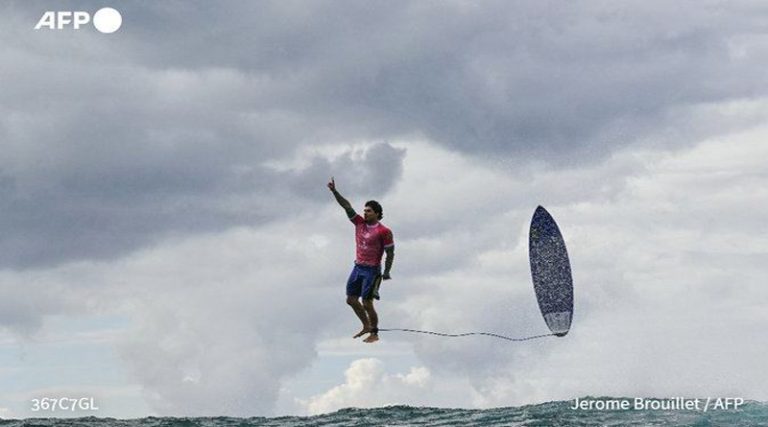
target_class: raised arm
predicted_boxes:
[327,177,356,219]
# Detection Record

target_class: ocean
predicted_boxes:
[2,398,766,427]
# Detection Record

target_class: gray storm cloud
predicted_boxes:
[3,1,767,269]
[111,1,768,155]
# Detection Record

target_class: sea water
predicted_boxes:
[2,398,766,426]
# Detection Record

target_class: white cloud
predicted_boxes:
[300,358,439,415]
[0,212,358,416]
[108,221,358,417]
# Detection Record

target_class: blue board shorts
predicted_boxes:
[346,263,382,300]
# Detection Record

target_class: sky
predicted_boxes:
[1,0,767,419]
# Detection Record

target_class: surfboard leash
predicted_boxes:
[377,328,556,342]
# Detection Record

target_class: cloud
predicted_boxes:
[0,265,103,337]
[0,136,403,269]
[375,123,768,406]
[0,211,362,416]
[266,142,406,202]
[2,122,766,415]
[108,220,360,417]
[2,4,409,268]
[3,1,768,270]
[106,1,768,158]
[300,358,441,415]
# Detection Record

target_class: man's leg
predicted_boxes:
[347,296,370,338]
[362,298,379,343]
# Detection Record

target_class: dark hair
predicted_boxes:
[365,200,383,220]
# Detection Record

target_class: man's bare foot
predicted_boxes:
[363,333,379,343]
[353,327,371,339]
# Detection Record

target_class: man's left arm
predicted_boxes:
[383,229,394,280]
[383,246,394,280]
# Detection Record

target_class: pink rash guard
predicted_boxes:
[350,214,394,267]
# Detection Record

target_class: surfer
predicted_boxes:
[328,177,395,344]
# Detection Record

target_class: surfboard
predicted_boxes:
[529,206,573,337]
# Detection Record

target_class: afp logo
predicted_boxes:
[34,7,122,33]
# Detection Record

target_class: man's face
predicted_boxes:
[363,206,378,222]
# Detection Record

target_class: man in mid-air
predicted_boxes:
[328,177,394,344]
